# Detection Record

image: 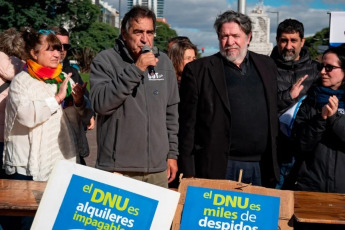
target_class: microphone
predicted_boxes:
[141,46,155,76]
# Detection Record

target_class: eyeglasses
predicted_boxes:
[321,63,342,73]
[62,43,71,51]
[38,29,56,35]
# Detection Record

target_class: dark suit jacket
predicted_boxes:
[178,52,279,184]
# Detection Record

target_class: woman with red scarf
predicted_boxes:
[3,28,87,182]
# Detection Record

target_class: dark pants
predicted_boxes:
[226,160,261,186]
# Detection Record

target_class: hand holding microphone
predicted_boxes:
[136,45,158,75]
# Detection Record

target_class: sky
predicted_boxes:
[105,0,345,57]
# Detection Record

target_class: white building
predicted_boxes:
[92,0,119,28]
[128,0,165,18]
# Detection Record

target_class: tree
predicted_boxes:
[71,22,118,72]
[304,27,329,60]
[73,47,96,73]
[56,0,100,32]
[154,21,178,52]
[0,1,180,72]
[71,22,118,53]
[0,0,58,31]
[0,0,100,32]
[0,0,114,72]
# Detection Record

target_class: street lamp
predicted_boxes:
[238,0,246,14]
[268,11,279,27]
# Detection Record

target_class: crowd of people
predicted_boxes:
[0,4,345,230]
[0,27,94,229]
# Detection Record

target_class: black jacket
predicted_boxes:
[292,86,345,193]
[178,52,279,185]
[271,47,321,166]
[270,46,320,115]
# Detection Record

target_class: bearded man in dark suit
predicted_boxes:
[178,10,279,187]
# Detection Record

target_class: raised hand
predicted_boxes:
[290,74,308,99]
[135,51,158,72]
[72,82,87,106]
[55,73,72,104]
[321,95,339,119]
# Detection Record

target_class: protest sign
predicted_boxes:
[329,11,345,47]
[180,186,280,230]
[31,160,180,230]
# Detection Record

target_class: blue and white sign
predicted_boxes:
[32,160,180,230]
[53,175,158,230]
[330,11,345,47]
[180,186,280,230]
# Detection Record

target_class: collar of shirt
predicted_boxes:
[222,51,250,75]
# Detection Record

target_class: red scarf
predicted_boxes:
[25,59,71,97]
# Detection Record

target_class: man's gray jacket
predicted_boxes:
[90,38,179,173]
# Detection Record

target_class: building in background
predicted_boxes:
[128,0,165,18]
[92,0,119,28]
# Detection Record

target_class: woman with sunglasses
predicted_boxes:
[3,28,86,182]
[291,45,345,195]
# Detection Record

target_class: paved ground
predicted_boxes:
[84,126,97,167]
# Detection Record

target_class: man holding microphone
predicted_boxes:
[90,6,179,188]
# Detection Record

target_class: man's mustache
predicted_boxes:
[224,46,240,50]
[283,48,295,54]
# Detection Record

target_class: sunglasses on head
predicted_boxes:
[321,63,342,73]
[38,29,55,35]
[62,43,71,50]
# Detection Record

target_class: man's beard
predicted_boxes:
[220,45,247,64]
[282,49,298,61]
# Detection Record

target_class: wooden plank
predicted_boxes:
[1,177,345,227]
[0,179,46,216]
[294,191,345,224]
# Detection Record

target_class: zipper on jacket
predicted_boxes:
[112,119,119,162]
[142,74,150,172]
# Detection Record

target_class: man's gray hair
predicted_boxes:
[214,10,252,37]
[121,5,156,35]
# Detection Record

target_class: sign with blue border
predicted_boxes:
[180,186,280,230]
[330,11,345,47]
[31,160,180,230]
[53,175,158,230]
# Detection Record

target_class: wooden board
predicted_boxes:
[0,179,46,216]
[294,191,345,224]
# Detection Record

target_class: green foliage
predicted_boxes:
[0,0,59,30]
[71,22,118,53]
[304,27,329,60]
[54,0,100,33]
[80,73,90,91]
[0,0,118,72]
[0,0,100,32]
[154,21,178,52]
[0,0,181,72]
[71,22,118,72]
